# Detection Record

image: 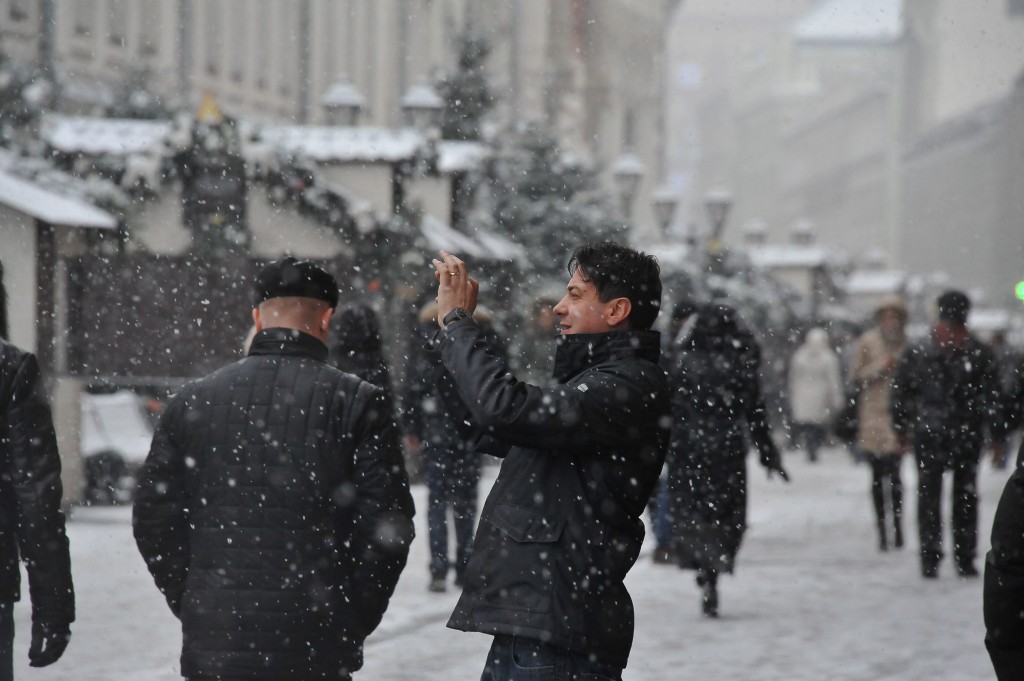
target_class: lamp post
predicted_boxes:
[400,82,444,129]
[651,186,678,236]
[611,153,644,222]
[321,75,365,126]
[704,186,732,271]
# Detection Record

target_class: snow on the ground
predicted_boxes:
[13,447,1007,680]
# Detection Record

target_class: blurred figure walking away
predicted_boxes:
[0,280,75,680]
[851,296,909,551]
[666,302,789,617]
[329,302,394,401]
[787,327,843,462]
[511,292,560,387]
[892,289,1004,579]
[403,301,507,593]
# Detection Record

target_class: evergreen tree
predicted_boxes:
[488,123,626,276]
[436,33,495,141]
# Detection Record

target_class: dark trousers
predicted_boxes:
[865,453,903,546]
[0,602,12,681]
[916,451,980,568]
[793,422,827,461]
[481,634,622,681]
[425,444,479,580]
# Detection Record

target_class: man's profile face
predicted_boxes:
[553,270,616,335]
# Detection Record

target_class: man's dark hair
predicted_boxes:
[567,242,662,330]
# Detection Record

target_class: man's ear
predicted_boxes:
[320,307,334,334]
[252,307,262,332]
[606,297,632,328]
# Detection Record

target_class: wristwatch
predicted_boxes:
[442,307,472,327]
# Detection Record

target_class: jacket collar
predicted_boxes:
[552,329,662,383]
[248,327,328,362]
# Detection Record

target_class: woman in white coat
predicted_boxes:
[788,327,843,462]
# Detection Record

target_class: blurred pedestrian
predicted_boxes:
[133,257,415,681]
[667,302,789,617]
[787,327,843,462]
[403,301,507,593]
[989,331,1022,469]
[892,289,1004,579]
[329,302,394,402]
[0,281,75,680]
[430,243,670,681]
[512,292,560,387]
[851,295,909,551]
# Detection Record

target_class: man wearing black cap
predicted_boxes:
[892,289,1004,579]
[133,257,415,681]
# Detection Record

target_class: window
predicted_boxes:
[205,3,223,76]
[229,1,247,82]
[108,0,127,47]
[9,0,27,21]
[74,0,96,36]
[138,0,159,55]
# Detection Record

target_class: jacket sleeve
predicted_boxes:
[4,352,74,626]
[985,459,1024,678]
[741,351,780,466]
[344,382,415,638]
[132,401,191,617]
[437,318,657,453]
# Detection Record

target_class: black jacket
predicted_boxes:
[0,342,74,627]
[133,328,414,680]
[437,319,669,669]
[985,440,1024,680]
[891,331,1003,457]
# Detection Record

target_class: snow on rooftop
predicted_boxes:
[41,114,171,156]
[261,125,426,163]
[437,141,489,173]
[748,244,831,269]
[844,269,907,295]
[0,169,116,228]
[321,80,365,108]
[793,0,905,44]
[471,227,528,265]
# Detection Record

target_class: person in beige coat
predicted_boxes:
[851,295,908,551]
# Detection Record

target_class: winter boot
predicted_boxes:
[872,480,888,551]
[698,570,719,618]
[891,476,904,549]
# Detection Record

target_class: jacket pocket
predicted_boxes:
[474,504,565,613]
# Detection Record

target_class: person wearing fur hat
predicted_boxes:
[851,295,909,551]
[891,289,1005,578]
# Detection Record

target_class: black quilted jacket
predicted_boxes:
[0,341,74,626]
[133,328,414,680]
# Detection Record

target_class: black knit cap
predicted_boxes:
[936,289,970,325]
[254,257,339,308]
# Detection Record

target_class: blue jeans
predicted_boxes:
[481,635,622,681]
[425,443,479,580]
[0,602,13,681]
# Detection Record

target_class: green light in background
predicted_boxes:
[1016,280,1024,302]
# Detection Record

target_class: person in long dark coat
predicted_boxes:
[666,302,789,617]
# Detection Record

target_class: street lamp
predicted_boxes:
[651,186,678,236]
[321,75,365,126]
[704,186,732,266]
[400,82,444,129]
[611,153,644,221]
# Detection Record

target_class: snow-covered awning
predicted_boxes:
[437,141,489,173]
[41,114,171,156]
[260,125,426,163]
[0,169,116,229]
[748,244,832,269]
[793,0,905,45]
[844,269,907,295]
[419,215,526,263]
